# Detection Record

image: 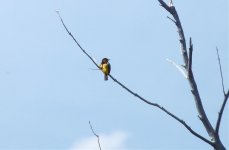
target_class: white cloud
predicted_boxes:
[70,131,128,150]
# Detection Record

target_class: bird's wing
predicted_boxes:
[107,63,111,74]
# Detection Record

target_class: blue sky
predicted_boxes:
[0,0,228,149]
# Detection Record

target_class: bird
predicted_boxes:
[99,58,111,81]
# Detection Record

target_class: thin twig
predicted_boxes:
[216,47,226,96]
[56,11,100,69]
[166,58,187,78]
[56,11,212,146]
[167,16,176,24]
[89,121,102,150]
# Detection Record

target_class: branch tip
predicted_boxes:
[89,121,102,150]
[167,16,176,24]
[216,47,226,96]
[166,58,187,78]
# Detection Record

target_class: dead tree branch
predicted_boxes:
[158,0,215,139]
[56,11,99,69]
[187,37,193,76]
[216,47,226,96]
[215,47,228,134]
[56,11,212,146]
[89,121,102,150]
[166,58,187,78]
[158,1,226,149]
[167,16,176,24]
[110,75,213,146]
[215,90,229,135]
[158,0,189,67]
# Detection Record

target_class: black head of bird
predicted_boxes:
[101,58,109,64]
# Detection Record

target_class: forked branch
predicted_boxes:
[56,11,212,146]
[158,0,189,67]
[215,47,229,134]
[89,121,102,150]
[158,0,215,141]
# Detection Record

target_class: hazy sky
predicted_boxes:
[0,0,228,149]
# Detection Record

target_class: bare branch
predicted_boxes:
[89,121,102,150]
[188,37,193,77]
[56,11,99,69]
[215,47,228,135]
[109,75,212,146]
[216,47,226,96]
[167,16,176,24]
[166,58,187,78]
[159,106,214,147]
[216,90,229,135]
[57,11,211,146]
[158,0,217,143]
[158,0,189,68]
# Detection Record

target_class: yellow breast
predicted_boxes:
[100,63,109,75]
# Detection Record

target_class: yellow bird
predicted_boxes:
[99,58,111,81]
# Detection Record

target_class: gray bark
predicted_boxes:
[158,1,227,150]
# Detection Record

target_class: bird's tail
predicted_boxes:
[104,75,108,81]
